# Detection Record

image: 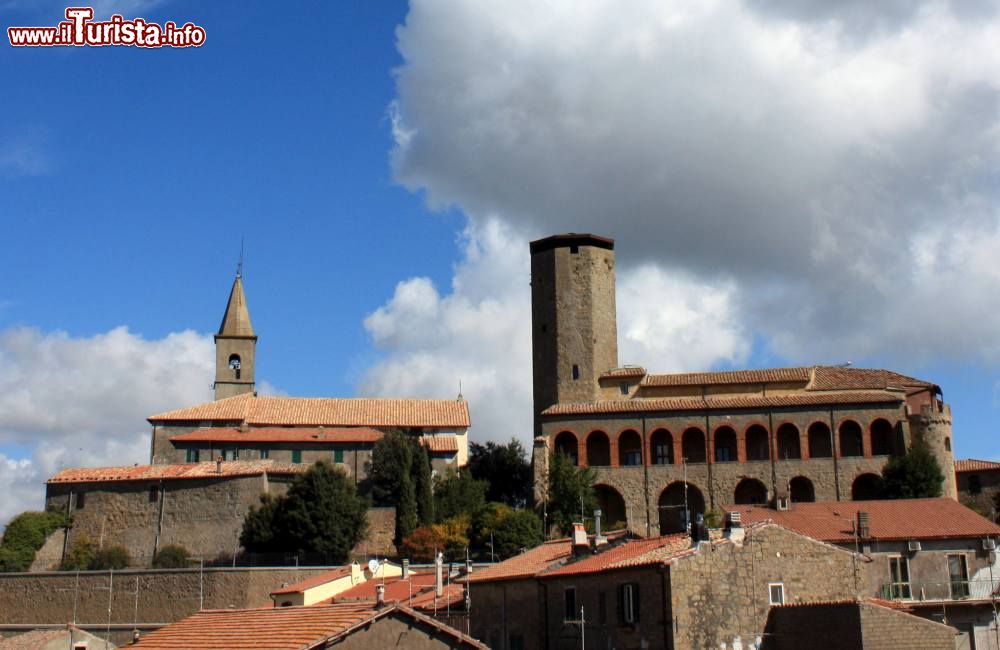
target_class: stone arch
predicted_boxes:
[745,424,770,461]
[870,419,894,456]
[713,426,737,463]
[650,429,673,465]
[554,431,578,465]
[789,476,815,503]
[618,430,642,466]
[776,423,801,460]
[682,427,707,464]
[594,484,627,528]
[852,473,883,500]
[734,478,769,505]
[807,422,833,458]
[658,482,706,534]
[586,431,611,467]
[839,421,863,457]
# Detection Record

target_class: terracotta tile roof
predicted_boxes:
[419,436,460,453]
[408,582,466,611]
[540,534,692,578]
[726,498,1000,543]
[643,367,812,387]
[171,427,384,444]
[271,568,353,595]
[955,459,1000,473]
[465,538,572,583]
[149,394,471,428]
[809,367,934,391]
[542,391,902,416]
[131,603,487,649]
[600,366,647,379]
[47,460,306,484]
[334,573,465,611]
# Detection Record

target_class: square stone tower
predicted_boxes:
[530,233,618,434]
[214,273,256,400]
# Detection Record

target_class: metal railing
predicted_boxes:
[880,579,1000,602]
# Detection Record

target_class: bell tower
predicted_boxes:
[214,272,256,400]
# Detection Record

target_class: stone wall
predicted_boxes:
[958,469,1000,520]
[352,507,396,559]
[468,578,544,650]
[335,611,480,649]
[909,404,957,499]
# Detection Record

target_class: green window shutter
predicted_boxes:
[186,449,199,463]
[334,449,344,463]
[292,450,302,464]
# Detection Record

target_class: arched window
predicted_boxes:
[745,425,770,462]
[789,476,815,503]
[595,485,628,528]
[651,429,673,465]
[554,432,578,465]
[658,482,706,534]
[776,424,801,460]
[852,473,883,500]
[714,427,737,463]
[870,419,894,456]
[586,431,611,467]
[807,422,832,458]
[682,428,707,464]
[228,353,241,379]
[734,478,768,505]
[839,421,863,457]
[618,430,642,466]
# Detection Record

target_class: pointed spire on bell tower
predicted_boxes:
[214,257,257,400]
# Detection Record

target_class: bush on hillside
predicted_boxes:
[90,545,131,570]
[0,510,69,572]
[152,544,192,569]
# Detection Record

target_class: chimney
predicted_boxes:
[216,457,223,474]
[376,583,386,608]
[402,558,410,580]
[726,512,745,545]
[857,511,870,539]
[572,522,587,547]
[435,552,444,597]
[593,509,607,548]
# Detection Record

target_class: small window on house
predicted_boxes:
[292,449,302,464]
[945,437,951,451]
[888,556,911,599]
[75,492,85,510]
[620,382,630,395]
[572,365,580,380]
[570,245,579,254]
[619,582,640,624]
[223,448,238,461]
[949,555,970,599]
[186,449,199,463]
[149,486,159,503]
[969,475,982,495]
[259,448,269,460]
[564,587,579,621]
[768,583,785,606]
[334,448,344,463]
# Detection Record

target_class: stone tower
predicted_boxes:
[214,273,256,400]
[909,403,958,499]
[530,233,618,433]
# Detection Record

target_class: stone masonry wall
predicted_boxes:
[467,579,545,650]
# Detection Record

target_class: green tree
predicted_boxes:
[240,461,368,563]
[474,504,542,559]
[413,443,435,526]
[881,441,945,499]
[369,430,414,505]
[396,470,419,548]
[434,469,488,522]
[546,451,597,536]
[468,439,533,507]
[0,510,69,572]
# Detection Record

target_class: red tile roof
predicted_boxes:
[600,367,647,379]
[643,367,812,387]
[171,427,384,444]
[419,436,460,453]
[639,366,933,390]
[955,459,1000,473]
[131,603,487,649]
[541,391,902,416]
[149,393,471,428]
[809,367,934,391]
[727,498,1000,543]
[334,573,465,611]
[465,538,573,583]
[540,534,692,578]
[270,568,353,595]
[47,460,306,484]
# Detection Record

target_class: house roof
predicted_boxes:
[131,603,487,649]
[171,427,384,444]
[639,366,934,390]
[465,538,573,583]
[955,459,1000,473]
[334,573,465,611]
[540,534,692,578]
[541,391,902,417]
[643,367,812,387]
[419,436,460,453]
[599,367,647,380]
[149,393,471,428]
[270,568,353,596]
[218,274,255,338]
[47,460,305,484]
[727,498,1000,543]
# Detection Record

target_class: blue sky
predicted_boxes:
[1,1,999,525]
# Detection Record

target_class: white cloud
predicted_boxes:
[0,326,214,529]
[389,0,1000,365]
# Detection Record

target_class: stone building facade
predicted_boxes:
[956,459,1000,521]
[529,233,957,536]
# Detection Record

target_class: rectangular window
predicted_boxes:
[223,448,238,461]
[149,486,159,503]
[185,449,199,463]
[768,583,785,606]
[572,364,580,380]
[259,448,269,460]
[292,449,302,464]
[949,554,970,599]
[564,587,578,621]
[619,583,640,624]
[655,444,671,465]
[620,382,630,395]
[888,556,912,599]
[74,492,85,510]
[624,451,641,466]
[334,448,344,464]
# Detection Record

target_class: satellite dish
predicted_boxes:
[367,559,380,574]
